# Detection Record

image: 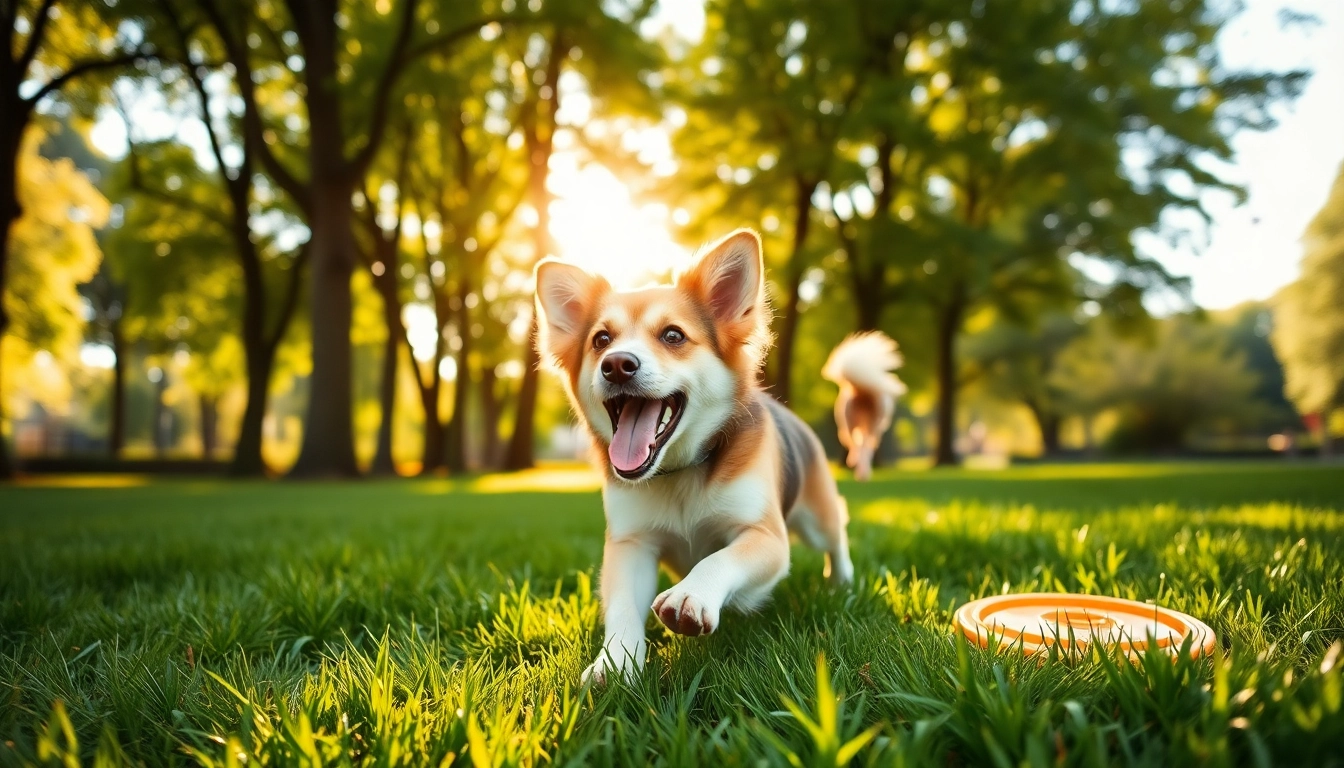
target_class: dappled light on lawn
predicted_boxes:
[13,474,151,489]
[407,463,602,495]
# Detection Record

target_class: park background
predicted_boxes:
[2,0,1342,476]
[3,0,1344,766]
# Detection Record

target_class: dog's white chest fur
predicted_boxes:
[603,464,773,555]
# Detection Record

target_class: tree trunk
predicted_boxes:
[505,321,540,471]
[770,178,817,404]
[288,2,359,478]
[109,320,126,458]
[369,296,400,476]
[200,394,218,459]
[153,374,169,458]
[368,356,399,475]
[1028,401,1062,456]
[232,350,271,476]
[419,384,445,474]
[230,208,275,476]
[504,33,566,472]
[503,160,551,471]
[933,294,965,467]
[289,181,359,476]
[0,115,20,479]
[445,279,471,474]
[481,365,501,468]
[855,293,882,333]
[1040,415,1061,456]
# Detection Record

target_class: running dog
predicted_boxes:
[533,229,854,684]
[823,331,906,481]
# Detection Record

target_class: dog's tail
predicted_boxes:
[822,331,907,398]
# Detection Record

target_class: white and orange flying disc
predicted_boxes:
[954,593,1217,658]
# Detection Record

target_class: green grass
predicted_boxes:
[2,461,1343,766]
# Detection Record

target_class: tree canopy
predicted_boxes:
[0,0,1317,475]
[1274,162,1344,452]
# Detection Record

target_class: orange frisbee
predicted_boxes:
[954,593,1217,658]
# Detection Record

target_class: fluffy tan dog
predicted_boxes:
[533,229,854,683]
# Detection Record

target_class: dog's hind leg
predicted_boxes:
[795,457,854,585]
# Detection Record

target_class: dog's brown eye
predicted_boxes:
[593,331,612,350]
[661,327,686,345]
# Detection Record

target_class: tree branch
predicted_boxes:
[16,0,58,76]
[197,0,308,209]
[24,51,151,107]
[351,12,531,178]
[403,14,519,62]
[124,149,233,231]
[350,0,420,178]
[475,188,526,258]
[160,0,246,198]
[354,183,383,244]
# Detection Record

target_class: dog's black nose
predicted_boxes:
[601,352,640,384]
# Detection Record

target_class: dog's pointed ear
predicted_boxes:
[680,229,764,324]
[535,259,608,364]
[535,259,597,335]
[532,258,607,333]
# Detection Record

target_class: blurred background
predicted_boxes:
[1,0,1340,478]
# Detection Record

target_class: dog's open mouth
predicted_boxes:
[604,393,687,479]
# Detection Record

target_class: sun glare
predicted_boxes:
[547,159,690,288]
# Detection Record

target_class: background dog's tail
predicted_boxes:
[823,331,907,398]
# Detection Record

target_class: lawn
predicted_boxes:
[1,461,1342,766]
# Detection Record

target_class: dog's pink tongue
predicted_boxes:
[609,398,662,473]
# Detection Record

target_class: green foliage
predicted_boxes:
[2,463,1343,764]
[1086,316,1264,453]
[669,0,1302,441]
[1274,162,1344,423]
[4,128,108,359]
[963,311,1087,449]
[1217,303,1300,435]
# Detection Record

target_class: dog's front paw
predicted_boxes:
[581,656,615,686]
[653,586,720,636]
[582,645,643,686]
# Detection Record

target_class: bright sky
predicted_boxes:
[1146,0,1344,309]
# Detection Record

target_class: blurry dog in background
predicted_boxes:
[823,332,906,481]
[533,229,854,684]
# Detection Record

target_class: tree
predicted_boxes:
[126,0,312,475]
[1274,162,1344,457]
[963,311,1086,455]
[353,99,522,475]
[1,127,108,460]
[354,123,414,476]
[406,97,522,474]
[1220,302,1298,437]
[104,140,250,459]
[191,0,519,477]
[1097,315,1262,453]
[673,0,868,404]
[81,260,126,456]
[850,0,1299,465]
[1,0,149,477]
